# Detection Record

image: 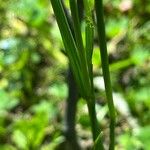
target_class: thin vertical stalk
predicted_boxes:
[84,0,94,85]
[95,0,116,150]
[69,0,92,98]
[50,0,86,96]
[87,100,104,150]
[69,0,84,53]
[83,1,104,149]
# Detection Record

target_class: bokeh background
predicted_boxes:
[0,0,150,149]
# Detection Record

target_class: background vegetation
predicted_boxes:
[0,0,150,149]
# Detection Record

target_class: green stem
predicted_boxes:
[69,0,92,99]
[87,98,104,150]
[69,0,84,54]
[95,0,116,150]
[50,0,86,96]
[83,2,104,148]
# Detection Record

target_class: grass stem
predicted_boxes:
[95,0,116,149]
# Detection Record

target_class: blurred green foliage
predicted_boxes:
[0,0,150,149]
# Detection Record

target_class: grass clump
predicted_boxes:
[50,0,115,149]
